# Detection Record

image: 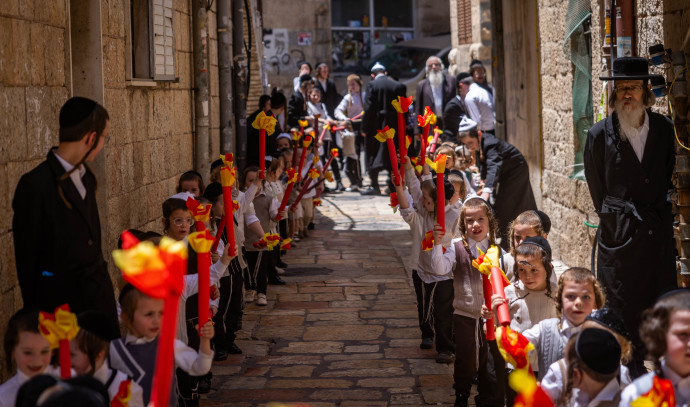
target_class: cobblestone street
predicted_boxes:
[204,191,457,406]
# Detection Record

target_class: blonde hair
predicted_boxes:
[508,211,545,256]
[346,74,363,109]
[458,197,498,255]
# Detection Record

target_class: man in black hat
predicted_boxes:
[361,62,407,195]
[584,56,676,377]
[12,97,119,331]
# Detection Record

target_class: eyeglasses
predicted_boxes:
[427,62,441,68]
[172,218,194,227]
[615,85,644,94]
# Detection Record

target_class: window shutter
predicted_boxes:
[152,0,175,80]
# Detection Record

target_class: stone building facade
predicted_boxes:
[0,0,238,374]
[449,0,689,267]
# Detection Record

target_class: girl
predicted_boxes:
[263,155,288,280]
[562,328,624,407]
[0,309,56,407]
[109,284,214,406]
[506,210,554,283]
[335,74,366,191]
[396,160,459,364]
[70,311,144,407]
[177,170,205,198]
[620,289,690,405]
[435,145,457,171]
[307,88,343,192]
[521,267,606,380]
[542,307,633,404]
[430,197,506,407]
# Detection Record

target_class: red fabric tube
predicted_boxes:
[221,185,236,256]
[482,274,496,341]
[491,266,511,326]
[398,113,406,184]
[297,147,308,178]
[436,172,445,233]
[318,125,328,143]
[197,252,211,334]
[194,221,205,232]
[59,339,71,379]
[290,178,313,211]
[420,125,430,161]
[276,182,295,221]
[210,217,226,253]
[430,127,441,154]
[259,129,266,178]
[386,139,400,186]
[150,295,179,407]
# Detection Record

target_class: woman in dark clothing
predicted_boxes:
[458,116,537,248]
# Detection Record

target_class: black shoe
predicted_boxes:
[436,351,455,364]
[213,349,228,361]
[420,337,433,349]
[277,259,288,268]
[268,276,286,285]
[198,375,212,394]
[360,186,381,196]
[227,342,243,354]
[308,222,315,230]
[336,181,346,191]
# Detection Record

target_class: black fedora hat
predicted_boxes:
[599,56,657,80]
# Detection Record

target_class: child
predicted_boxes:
[334,74,365,191]
[492,236,557,369]
[430,197,506,407]
[274,133,292,152]
[541,308,633,404]
[396,161,459,364]
[70,311,144,407]
[521,267,606,380]
[0,309,57,407]
[109,284,214,406]
[446,170,469,204]
[620,289,690,406]
[264,155,288,279]
[562,328,623,407]
[177,170,205,198]
[506,210,552,283]
[307,88,344,192]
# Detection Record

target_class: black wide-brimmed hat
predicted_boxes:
[599,56,659,80]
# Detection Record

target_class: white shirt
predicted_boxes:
[522,316,582,356]
[0,366,62,407]
[464,83,495,131]
[53,149,87,199]
[116,334,213,377]
[335,92,366,120]
[93,362,145,407]
[541,359,630,405]
[621,359,690,407]
[619,111,650,162]
[573,377,621,407]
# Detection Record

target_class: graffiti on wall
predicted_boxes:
[263,28,306,75]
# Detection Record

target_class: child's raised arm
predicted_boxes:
[429,234,456,276]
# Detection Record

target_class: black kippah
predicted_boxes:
[575,328,621,375]
[60,97,97,128]
[77,311,120,341]
[585,308,629,338]
[443,178,456,201]
[532,210,552,234]
[203,182,223,204]
[210,158,223,172]
[519,236,552,257]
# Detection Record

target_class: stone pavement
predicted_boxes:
[203,191,457,406]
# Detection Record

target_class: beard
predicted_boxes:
[428,70,443,87]
[615,97,645,141]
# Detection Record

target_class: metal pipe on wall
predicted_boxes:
[232,0,249,170]
[217,0,234,154]
[193,0,211,179]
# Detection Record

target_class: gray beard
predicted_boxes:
[428,70,443,87]
[615,100,645,142]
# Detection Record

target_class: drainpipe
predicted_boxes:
[193,0,210,179]
[217,0,234,154]
[232,0,249,170]
[490,0,506,142]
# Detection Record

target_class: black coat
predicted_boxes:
[415,74,457,132]
[12,151,118,326]
[287,91,309,129]
[584,111,676,342]
[442,95,467,143]
[246,109,283,167]
[478,133,536,240]
[361,75,407,171]
[313,77,342,118]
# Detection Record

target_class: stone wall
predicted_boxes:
[0,0,223,376]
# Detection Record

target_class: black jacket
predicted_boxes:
[12,151,118,325]
[313,77,342,117]
[442,95,467,142]
[361,75,407,170]
[287,91,309,128]
[415,74,457,132]
[246,109,283,167]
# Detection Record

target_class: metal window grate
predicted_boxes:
[457,0,472,45]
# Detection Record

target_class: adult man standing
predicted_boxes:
[584,57,676,377]
[415,56,457,131]
[361,62,407,195]
[441,72,469,143]
[12,97,118,328]
[458,72,495,134]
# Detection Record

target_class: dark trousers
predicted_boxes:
[212,258,244,350]
[453,314,505,407]
[322,139,342,182]
[245,250,270,295]
[412,272,455,353]
[412,270,434,340]
[344,156,363,187]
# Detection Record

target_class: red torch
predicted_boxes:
[375,126,400,186]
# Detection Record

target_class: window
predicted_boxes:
[457,0,472,45]
[125,0,176,82]
[331,0,414,74]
